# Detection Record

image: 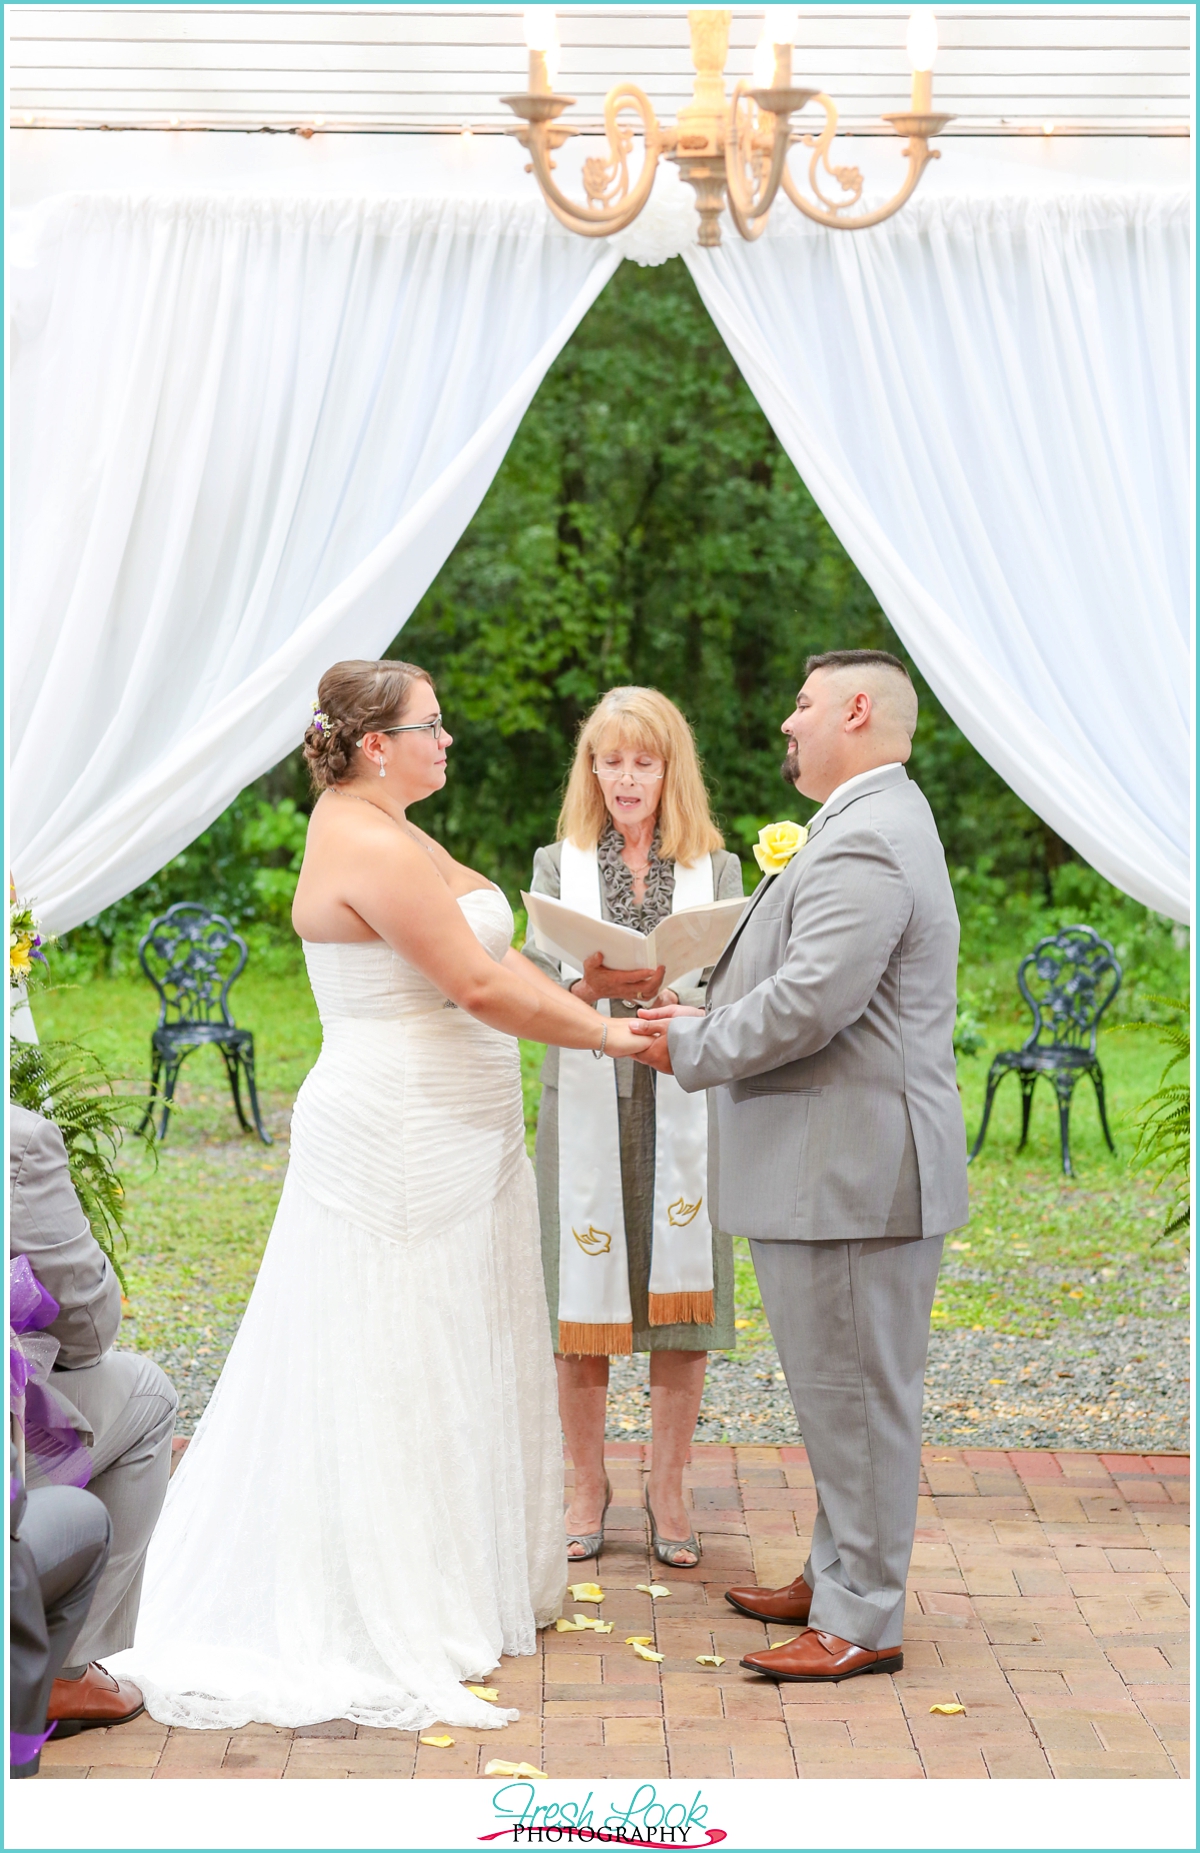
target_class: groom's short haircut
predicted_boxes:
[804,649,918,741]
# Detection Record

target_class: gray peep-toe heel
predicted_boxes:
[645,1488,702,1569]
[565,1476,613,1563]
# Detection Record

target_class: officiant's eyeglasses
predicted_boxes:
[593,756,664,781]
[356,713,446,747]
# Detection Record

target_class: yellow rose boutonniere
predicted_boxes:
[753,820,808,876]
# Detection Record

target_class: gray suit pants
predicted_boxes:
[750,1232,943,1651]
[12,1486,111,1772]
[30,1350,176,1665]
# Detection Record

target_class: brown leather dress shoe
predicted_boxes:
[47,1664,145,1736]
[725,1573,813,1624]
[740,1629,903,1683]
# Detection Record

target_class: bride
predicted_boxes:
[109,658,648,1733]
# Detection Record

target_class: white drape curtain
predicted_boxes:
[685,190,1192,922]
[9,193,619,934]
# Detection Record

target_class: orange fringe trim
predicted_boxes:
[558,1320,633,1357]
[648,1291,715,1328]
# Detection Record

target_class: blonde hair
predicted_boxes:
[557,687,724,865]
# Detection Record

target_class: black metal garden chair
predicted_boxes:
[968,924,1121,1177]
[136,903,271,1144]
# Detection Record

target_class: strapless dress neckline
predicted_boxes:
[301,882,504,957]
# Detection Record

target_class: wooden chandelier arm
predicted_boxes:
[780,142,934,231]
[779,90,945,232]
[724,82,793,242]
[525,86,662,235]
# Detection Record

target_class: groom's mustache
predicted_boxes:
[781,739,800,786]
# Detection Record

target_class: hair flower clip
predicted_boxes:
[310,701,332,735]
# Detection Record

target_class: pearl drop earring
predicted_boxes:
[378,756,386,779]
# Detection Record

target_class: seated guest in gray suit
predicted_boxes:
[10,1444,113,1774]
[9,1104,177,1730]
[633,650,968,1683]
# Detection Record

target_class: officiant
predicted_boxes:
[522,687,744,1569]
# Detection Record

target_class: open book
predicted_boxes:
[521,890,747,990]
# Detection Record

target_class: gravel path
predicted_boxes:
[604,1317,1191,1453]
[165,1315,1190,1450]
[148,1263,1194,1454]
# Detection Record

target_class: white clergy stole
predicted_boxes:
[554,838,715,1356]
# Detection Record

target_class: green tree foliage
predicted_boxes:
[58,794,309,979]
[398,257,1042,892]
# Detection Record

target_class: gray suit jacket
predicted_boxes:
[668,765,969,1243]
[9,1105,122,1386]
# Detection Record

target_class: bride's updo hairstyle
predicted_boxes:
[303,658,435,792]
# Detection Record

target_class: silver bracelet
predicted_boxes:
[591,1021,608,1060]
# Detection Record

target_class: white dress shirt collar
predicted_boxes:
[807,762,904,833]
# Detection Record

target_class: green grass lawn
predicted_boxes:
[30,948,1187,1371]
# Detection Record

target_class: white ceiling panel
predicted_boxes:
[7,5,1192,135]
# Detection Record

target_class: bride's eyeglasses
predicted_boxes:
[356,713,446,747]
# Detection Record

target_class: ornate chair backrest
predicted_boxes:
[138,904,249,1029]
[1016,925,1122,1055]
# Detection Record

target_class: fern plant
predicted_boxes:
[1122,996,1190,1239]
[9,1035,156,1291]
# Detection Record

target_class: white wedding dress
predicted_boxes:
[109,890,567,1732]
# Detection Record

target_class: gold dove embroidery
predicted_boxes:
[667,1195,702,1227]
[572,1225,612,1255]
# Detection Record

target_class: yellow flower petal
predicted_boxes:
[556,1614,613,1634]
[929,1703,966,1716]
[485,1758,547,1780]
[420,1735,455,1748]
[635,1584,671,1599]
[629,1640,665,1662]
[567,1582,605,1603]
[625,1635,655,1647]
[467,1685,500,1702]
[695,1655,725,1667]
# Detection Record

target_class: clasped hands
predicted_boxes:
[573,955,702,1075]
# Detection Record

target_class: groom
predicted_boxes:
[633,649,968,1681]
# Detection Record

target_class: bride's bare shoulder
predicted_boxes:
[305,791,417,852]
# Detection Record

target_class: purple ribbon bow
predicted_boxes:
[9,1255,92,1492]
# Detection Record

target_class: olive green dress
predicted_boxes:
[521,828,745,1353]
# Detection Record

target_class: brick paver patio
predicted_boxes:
[37,1445,1189,1781]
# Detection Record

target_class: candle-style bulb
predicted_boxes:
[907,8,937,111]
[906,8,938,71]
[752,33,775,88]
[523,7,558,92]
[763,5,798,43]
[523,7,557,53]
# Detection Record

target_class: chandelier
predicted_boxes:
[502,6,952,247]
